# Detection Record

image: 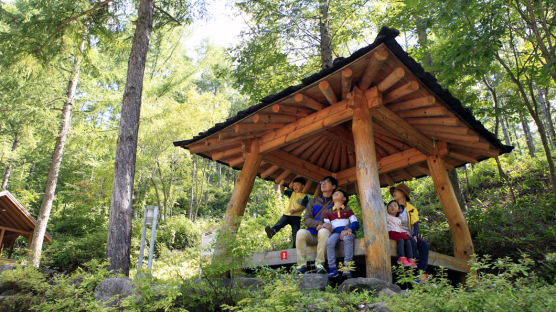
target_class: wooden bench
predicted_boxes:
[244,239,469,273]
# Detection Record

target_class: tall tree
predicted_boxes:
[106,0,154,275]
[30,37,86,267]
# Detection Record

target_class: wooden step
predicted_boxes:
[245,239,469,273]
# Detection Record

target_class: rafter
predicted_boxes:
[263,150,333,183]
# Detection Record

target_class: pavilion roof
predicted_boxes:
[174,27,512,194]
[0,190,52,246]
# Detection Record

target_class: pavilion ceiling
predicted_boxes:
[174,28,512,194]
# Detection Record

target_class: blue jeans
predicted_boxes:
[271,215,301,248]
[410,237,429,271]
[326,232,354,270]
[397,239,414,259]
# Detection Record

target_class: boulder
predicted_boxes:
[337,277,401,294]
[0,263,16,275]
[94,277,136,307]
[368,302,391,312]
[299,273,329,291]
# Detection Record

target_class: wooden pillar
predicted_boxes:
[426,151,474,261]
[223,140,262,231]
[0,229,5,255]
[351,87,392,282]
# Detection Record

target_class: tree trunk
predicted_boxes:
[1,134,20,190]
[318,0,332,69]
[217,162,222,187]
[106,0,153,276]
[508,116,523,155]
[447,169,466,211]
[537,85,556,149]
[500,113,511,146]
[519,110,536,157]
[188,156,197,219]
[30,38,85,267]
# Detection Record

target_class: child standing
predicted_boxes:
[386,200,416,268]
[265,177,309,248]
[324,190,359,278]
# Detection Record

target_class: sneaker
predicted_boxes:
[315,264,327,274]
[265,226,275,239]
[408,258,417,268]
[341,271,352,278]
[296,264,308,274]
[397,257,411,266]
[328,269,339,278]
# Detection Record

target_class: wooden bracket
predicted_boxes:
[435,141,449,158]
[365,86,383,108]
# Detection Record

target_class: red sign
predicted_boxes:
[280,250,288,260]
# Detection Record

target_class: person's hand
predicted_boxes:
[340,229,353,239]
[316,225,322,231]
[413,236,418,242]
[322,223,332,232]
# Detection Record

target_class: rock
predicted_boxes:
[299,273,329,291]
[94,277,136,307]
[337,277,401,294]
[0,263,16,275]
[378,288,396,297]
[0,289,16,296]
[368,302,390,312]
[231,277,263,290]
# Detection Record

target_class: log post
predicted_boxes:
[426,148,474,261]
[351,87,392,282]
[223,140,262,231]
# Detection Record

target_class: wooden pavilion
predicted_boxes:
[174,28,512,282]
[0,190,52,262]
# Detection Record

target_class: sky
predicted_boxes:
[183,0,247,56]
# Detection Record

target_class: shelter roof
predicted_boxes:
[174,27,512,194]
[0,190,52,245]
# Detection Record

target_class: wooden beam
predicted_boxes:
[309,138,332,163]
[398,106,448,118]
[260,165,280,179]
[388,96,436,112]
[323,140,339,170]
[421,131,480,143]
[340,143,348,171]
[0,225,36,237]
[377,67,405,92]
[359,45,389,90]
[300,136,328,159]
[223,141,262,230]
[228,155,245,167]
[407,117,459,126]
[271,104,312,116]
[302,180,313,193]
[319,80,338,105]
[351,88,392,281]
[366,88,435,155]
[380,173,395,186]
[275,169,292,184]
[449,143,499,157]
[188,140,239,154]
[331,140,343,171]
[290,135,322,156]
[212,146,242,161]
[318,140,337,168]
[413,125,469,135]
[233,123,285,134]
[294,93,325,111]
[260,99,353,153]
[263,150,333,183]
[383,81,419,103]
[243,239,470,273]
[335,148,427,185]
[341,68,352,99]
[253,113,297,124]
[427,153,474,261]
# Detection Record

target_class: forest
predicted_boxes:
[0,0,555,311]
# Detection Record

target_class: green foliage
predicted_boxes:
[0,260,112,312]
[383,255,556,312]
[223,266,374,312]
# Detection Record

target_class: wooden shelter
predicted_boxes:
[0,191,52,262]
[174,28,512,281]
